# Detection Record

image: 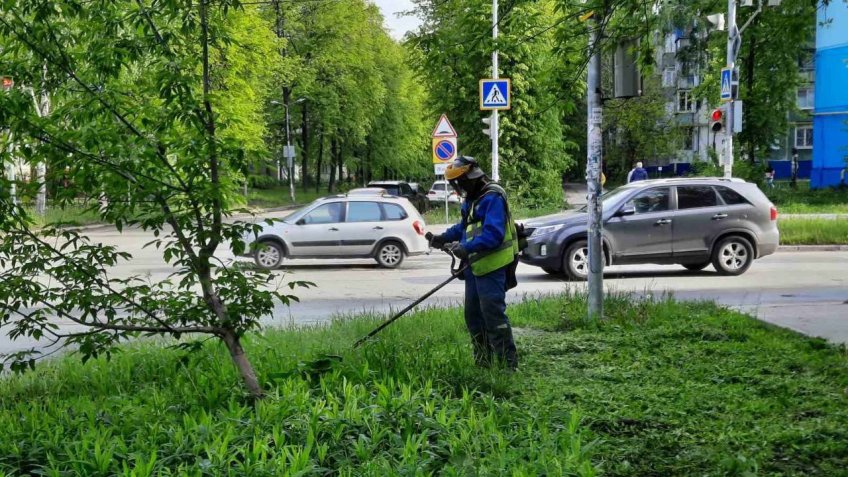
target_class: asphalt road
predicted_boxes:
[3,221,846,359]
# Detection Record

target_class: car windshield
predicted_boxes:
[281,199,322,224]
[578,186,634,212]
[431,183,446,191]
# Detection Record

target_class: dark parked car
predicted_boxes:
[521,178,780,279]
[367,180,428,212]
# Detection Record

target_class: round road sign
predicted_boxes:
[435,140,455,162]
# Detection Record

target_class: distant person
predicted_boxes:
[627,162,648,183]
[765,167,775,189]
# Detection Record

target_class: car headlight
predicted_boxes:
[530,224,564,237]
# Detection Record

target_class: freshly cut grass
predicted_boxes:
[779,217,848,245]
[1,293,847,475]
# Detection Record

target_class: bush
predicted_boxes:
[249,174,279,190]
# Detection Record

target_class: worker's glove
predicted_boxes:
[426,232,447,250]
[446,242,468,260]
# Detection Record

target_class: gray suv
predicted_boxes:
[521,178,779,279]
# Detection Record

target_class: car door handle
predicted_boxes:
[373,226,384,230]
[329,227,339,231]
[712,213,728,220]
[655,219,672,225]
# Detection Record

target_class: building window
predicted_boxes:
[797,87,814,110]
[683,127,696,151]
[662,68,676,87]
[794,125,813,149]
[665,33,677,53]
[677,90,694,112]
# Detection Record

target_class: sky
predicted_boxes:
[373,0,423,40]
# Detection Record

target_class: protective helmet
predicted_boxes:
[444,156,484,181]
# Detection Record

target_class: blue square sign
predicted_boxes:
[480,79,511,110]
[720,67,732,102]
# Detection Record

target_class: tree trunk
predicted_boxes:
[221,330,263,399]
[328,137,338,193]
[337,144,344,187]
[301,104,309,188]
[315,128,324,193]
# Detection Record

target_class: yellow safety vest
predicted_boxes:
[465,183,519,276]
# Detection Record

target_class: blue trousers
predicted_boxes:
[464,267,518,368]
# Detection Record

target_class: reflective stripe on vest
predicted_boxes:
[464,184,519,276]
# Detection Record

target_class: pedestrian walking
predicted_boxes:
[427,156,519,370]
[627,161,648,183]
[765,167,775,189]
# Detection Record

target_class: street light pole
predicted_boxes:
[491,0,499,182]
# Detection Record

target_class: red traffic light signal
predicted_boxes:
[711,109,722,121]
[710,108,724,133]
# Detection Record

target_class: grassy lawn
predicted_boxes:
[25,204,103,228]
[767,182,848,214]
[244,184,328,210]
[779,217,848,245]
[2,294,847,475]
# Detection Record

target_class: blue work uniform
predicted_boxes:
[443,191,518,368]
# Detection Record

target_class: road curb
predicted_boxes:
[778,244,848,252]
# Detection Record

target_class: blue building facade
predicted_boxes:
[812,1,848,188]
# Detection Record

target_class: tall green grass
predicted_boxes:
[2,294,847,475]
[779,217,848,245]
[767,183,848,214]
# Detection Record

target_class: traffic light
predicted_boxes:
[710,108,725,134]
[482,115,493,138]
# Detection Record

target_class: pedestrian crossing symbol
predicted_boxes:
[720,67,732,102]
[480,78,511,110]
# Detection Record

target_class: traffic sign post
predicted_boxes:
[431,115,458,223]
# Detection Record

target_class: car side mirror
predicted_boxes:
[616,206,636,217]
[296,218,306,225]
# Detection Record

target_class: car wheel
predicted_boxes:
[711,236,754,276]
[375,241,405,268]
[254,240,284,270]
[562,240,590,281]
[682,262,710,271]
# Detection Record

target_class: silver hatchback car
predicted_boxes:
[245,194,429,269]
[521,178,779,279]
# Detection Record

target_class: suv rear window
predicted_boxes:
[716,186,749,205]
[677,185,719,209]
[381,203,408,221]
[431,183,446,191]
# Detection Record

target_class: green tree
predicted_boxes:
[408,0,577,206]
[0,0,307,398]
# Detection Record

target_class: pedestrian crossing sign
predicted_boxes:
[480,78,511,110]
[720,67,732,102]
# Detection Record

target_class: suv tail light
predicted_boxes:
[413,220,425,236]
[770,206,778,221]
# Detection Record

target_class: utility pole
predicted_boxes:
[724,0,737,179]
[586,12,604,321]
[490,0,499,181]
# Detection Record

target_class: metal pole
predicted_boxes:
[724,0,737,179]
[586,14,604,322]
[285,103,295,202]
[444,176,448,224]
[491,0,499,182]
